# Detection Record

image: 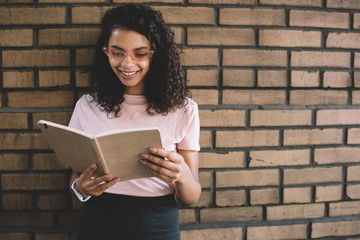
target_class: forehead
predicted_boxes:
[108,29,151,50]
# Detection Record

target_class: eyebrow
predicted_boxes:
[109,45,150,51]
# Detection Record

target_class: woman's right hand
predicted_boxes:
[74,163,120,197]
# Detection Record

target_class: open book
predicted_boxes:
[37,120,162,181]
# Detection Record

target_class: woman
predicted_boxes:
[68,4,201,240]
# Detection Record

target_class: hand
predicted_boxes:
[140,148,192,183]
[76,163,120,197]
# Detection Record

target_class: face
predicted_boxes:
[106,29,152,95]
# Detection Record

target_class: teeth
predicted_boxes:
[121,70,138,76]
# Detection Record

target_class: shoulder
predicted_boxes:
[184,98,198,113]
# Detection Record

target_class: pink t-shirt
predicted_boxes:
[68,94,200,197]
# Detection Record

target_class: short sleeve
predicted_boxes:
[68,95,87,130]
[177,100,200,151]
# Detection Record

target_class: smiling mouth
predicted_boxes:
[119,70,140,76]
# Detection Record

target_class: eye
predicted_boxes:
[111,50,125,58]
[134,52,149,59]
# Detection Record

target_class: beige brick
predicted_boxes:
[188,27,253,46]
[353,90,360,104]
[33,153,65,171]
[113,0,181,2]
[0,29,33,47]
[0,133,49,150]
[259,29,321,47]
[290,10,348,28]
[200,130,211,148]
[0,7,65,24]
[284,167,342,185]
[283,187,311,203]
[179,209,196,224]
[290,90,348,105]
[250,149,310,167]
[38,194,69,210]
[355,13,360,29]
[223,90,286,105]
[223,49,287,67]
[251,110,312,127]
[260,0,321,6]
[327,0,360,9]
[327,32,360,49]
[348,166,360,181]
[182,48,218,66]
[223,69,253,87]
[156,6,214,24]
[284,129,342,146]
[181,227,243,240]
[258,70,287,87]
[199,152,244,168]
[2,173,67,190]
[3,71,34,88]
[8,91,73,108]
[291,70,319,87]
[3,50,70,67]
[190,0,253,3]
[191,89,218,105]
[72,6,110,24]
[76,70,91,87]
[199,171,211,188]
[187,69,218,86]
[315,147,360,164]
[291,51,350,68]
[2,194,32,210]
[0,154,28,171]
[312,220,360,238]
[220,8,284,26]
[251,188,279,205]
[323,71,351,88]
[216,130,279,148]
[76,49,95,67]
[216,169,278,187]
[40,0,106,2]
[35,233,77,240]
[355,71,360,87]
[267,203,325,220]
[171,27,182,45]
[216,190,246,207]
[32,112,72,129]
[201,206,262,223]
[355,52,360,68]
[247,224,307,240]
[330,201,360,216]
[316,185,342,202]
[0,212,53,227]
[0,113,28,129]
[348,185,360,199]
[317,109,360,125]
[200,110,245,127]
[39,71,70,87]
[39,28,100,46]
[0,233,29,240]
[192,191,211,207]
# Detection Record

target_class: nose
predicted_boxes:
[120,53,135,66]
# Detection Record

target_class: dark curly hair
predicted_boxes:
[90,4,190,116]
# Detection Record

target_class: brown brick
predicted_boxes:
[72,6,110,24]
[190,0,253,3]
[33,153,66,171]
[353,90,360,104]
[0,29,33,47]
[355,71,360,87]
[327,32,360,49]
[38,194,69,210]
[348,185,360,199]
[315,147,360,164]
[39,28,100,46]
[258,70,287,87]
[76,70,91,87]
[317,109,360,125]
[316,185,342,202]
[216,130,279,148]
[59,212,80,227]
[249,149,310,167]
[251,110,312,127]
[283,187,311,203]
[201,206,262,223]
[260,0,321,6]
[291,51,350,68]
[2,193,32,210]
[1,173,67,190]
[39,71,70,87]
[155,6,214,24]
[3,50,70,67]
[0,212,53,227]
[284,129,343,146]
[35,233,77,240]
[251,188,279,205]
[114,0,181,2]
[312,220,360,238]
[76,49,95,66]
[199,171,211,188]
[291,70,319,87]
[0,7,66,24]
[355,52,360,68]
[223,69,253,87]
[181,227,243,240]
[8,90,73,108]
[220,8,284,26]
[330,201,360,216]
[171,27,182,44]
[199,152,244,168]
[182,48,218,66]
[0,233,29,240]
[0,133,49,150]
[192,191,211,207]
[216,190,246,207]
[223,49,287,67]
[200,130,211,148]
[348,166,360,181]
[267,203,325,220]
[259,29,321,47]
[191,89,218,105]
[200,110,245,127]
[3,71,34,88]
[247,224,307,240]
[284,167,342,185]
[223,90,286,105]
[327,0,360,9]
[290,90,348,105]
[0,113,28,129]
[323,71,351,88]
[179,209,195,224]
[40,0,106,2]
[216,169,278,187]
[347,127,360,143]
[32,112,72,129]
[187,69,218,86]
[290,10,348,28]
[188,27,253,46]
[0,153,29,171]
[355,13,360,29]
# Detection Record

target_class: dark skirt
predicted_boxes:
[77,193,180,240]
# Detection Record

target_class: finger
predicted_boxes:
[145,166,174,183]
[91,174,115,186]
[149,148,181,163]
[141,153,174,171]
[97,177,120,193]
[82,163,97,178]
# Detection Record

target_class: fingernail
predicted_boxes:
[149,147,157,153]
[91,163,97,168]
[139,159,147,165]
[140,153,148,159]
[106,175,113,180]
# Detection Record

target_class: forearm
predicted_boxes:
[174,173,201,206]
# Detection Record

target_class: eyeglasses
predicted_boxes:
[102,47,154,61]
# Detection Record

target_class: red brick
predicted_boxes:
[0,29,33,47]
[283,187,311,203]
[259,29,321,47]
[191,89,218,105]
[290,10,349,28]
[249,149,310,167]
[316,185,342,202]
[2,193,32,210]
[223,90,286,105]
[216,130,279,148]
[291,51,350,68]
[200,206,262,223]
[0,113,28,129]
[323,71,351,88]
[0,153,29,171]
[0,7,66,24]
[220,8,284,26]
[251,188,279,205]
[8,91,73,108]
[315,147,360,164]
[267,203,325,220]
[182,48,218,66]
[39,28,100,46]
[200,110,245,127]
[0,212,53,227]
[0,133,49,150]
[247,224,307,240]
[312,220,360,238]
[216,190,246,207]
[3,71,34,88]
[223,69,253,87]
[291,70,319,87]
[317,109,360,125]
[223,49,287,67]
[290,90,348,105]
[327,32,360,49]
[327,0,360,9]
[258,70,287,87]
[216,169,278,187]
[156,6,214,24]
[199,152,244,168]
[251,110,312,126]
[284,129,343,146]
[348,166,360,181]
[348,185,360,199]
[329,201,360,216]
[1,173,67,190]
[181,228,243,240]
[284,167,342,185]
[39,71,70,87]
[3,50,70,67]
[187,69,218,87]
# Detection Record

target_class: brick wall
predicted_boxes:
[1,0,360,239]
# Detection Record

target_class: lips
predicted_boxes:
[119,70,140,79]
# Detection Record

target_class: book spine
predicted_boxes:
[90,139,110,174]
